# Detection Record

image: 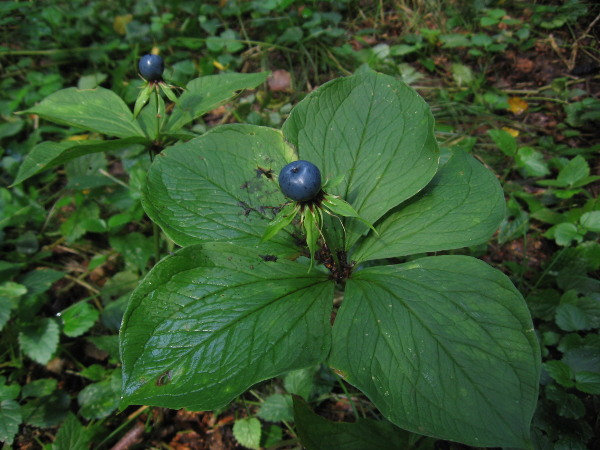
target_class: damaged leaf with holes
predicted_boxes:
[120,69,540,448]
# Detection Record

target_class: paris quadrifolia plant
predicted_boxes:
[119,68,541,448]
[12,54,269,187]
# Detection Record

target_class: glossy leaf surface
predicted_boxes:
[120,243,333,410]
[165,72,269,132]
[142,124,297,253]
[12,137,145,186]
[283,70,439,247]
[329,256,540,448]
[353,150,505,262]
[23,87,144,138]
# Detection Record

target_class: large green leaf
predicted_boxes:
[12,137,145,186]
[329,256,540,448]
[120,243,333,410]
[165,72,269,132]
[23,87,145,138]
[282,70,439,248]
[293,396,410,450]
[294,396,410,450]
[353,150,505,262]
[52,413,94,450]
[142,124,297,253]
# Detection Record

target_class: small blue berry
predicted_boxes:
[279,160,322,202]
[138,54,164,81]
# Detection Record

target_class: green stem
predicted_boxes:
[153,222,161,264]
[94,406,149,449]
[336,376,361,420]
[529,247,567,294]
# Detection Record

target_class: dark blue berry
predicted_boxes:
[138,54,164,81]
[279,160,322,202]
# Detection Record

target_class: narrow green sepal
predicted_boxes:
[159,83,180,105]
[302,208,320,270]
[133,83,153,119]
[323,193,378,235]
[261,203,299,242]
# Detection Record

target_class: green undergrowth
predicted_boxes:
[1,0,599,448]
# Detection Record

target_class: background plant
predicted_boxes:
[1,0,598,448]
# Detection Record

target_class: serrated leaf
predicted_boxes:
[329,256,540,448]
[21,390,69,427]
[544,361,575,388]
[451,63,474,86]
[516,146,549,177]
[282,70,439,249]
[78,371,121,420]
[562,348,600,375]
[488,129,517,157]
[257,394,294,422]
[59,301,99,337]
[109,232,154,273]
[544,385,586,420]
[12,137,146,186]
[0,400,21,445]
[0,380,19,402]
[142,124,296,253]
[353,151,505,262]
[21,379,58,398]
[553,223,584,247]
[580,211,600,232]
[557,155,589,187]
[233,417,261,450]
[575,372,600,394]
[19,318,60,365]
[52,412,94,450]
[18,269,65,298]
[22,87,144,138]
[87,335,120,362]
[293,396,409,450]
[284,367,319,400]
[166,72,269,132]
[555,303,592,331]
[0,282,26,331]
[120,243,333,410]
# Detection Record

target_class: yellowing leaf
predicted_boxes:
[151,46,160,55]
[66,134,90,141]
[501,127,519,137]
[213,60,226,71]
[113,14,133,36]
[507,97,528,115]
